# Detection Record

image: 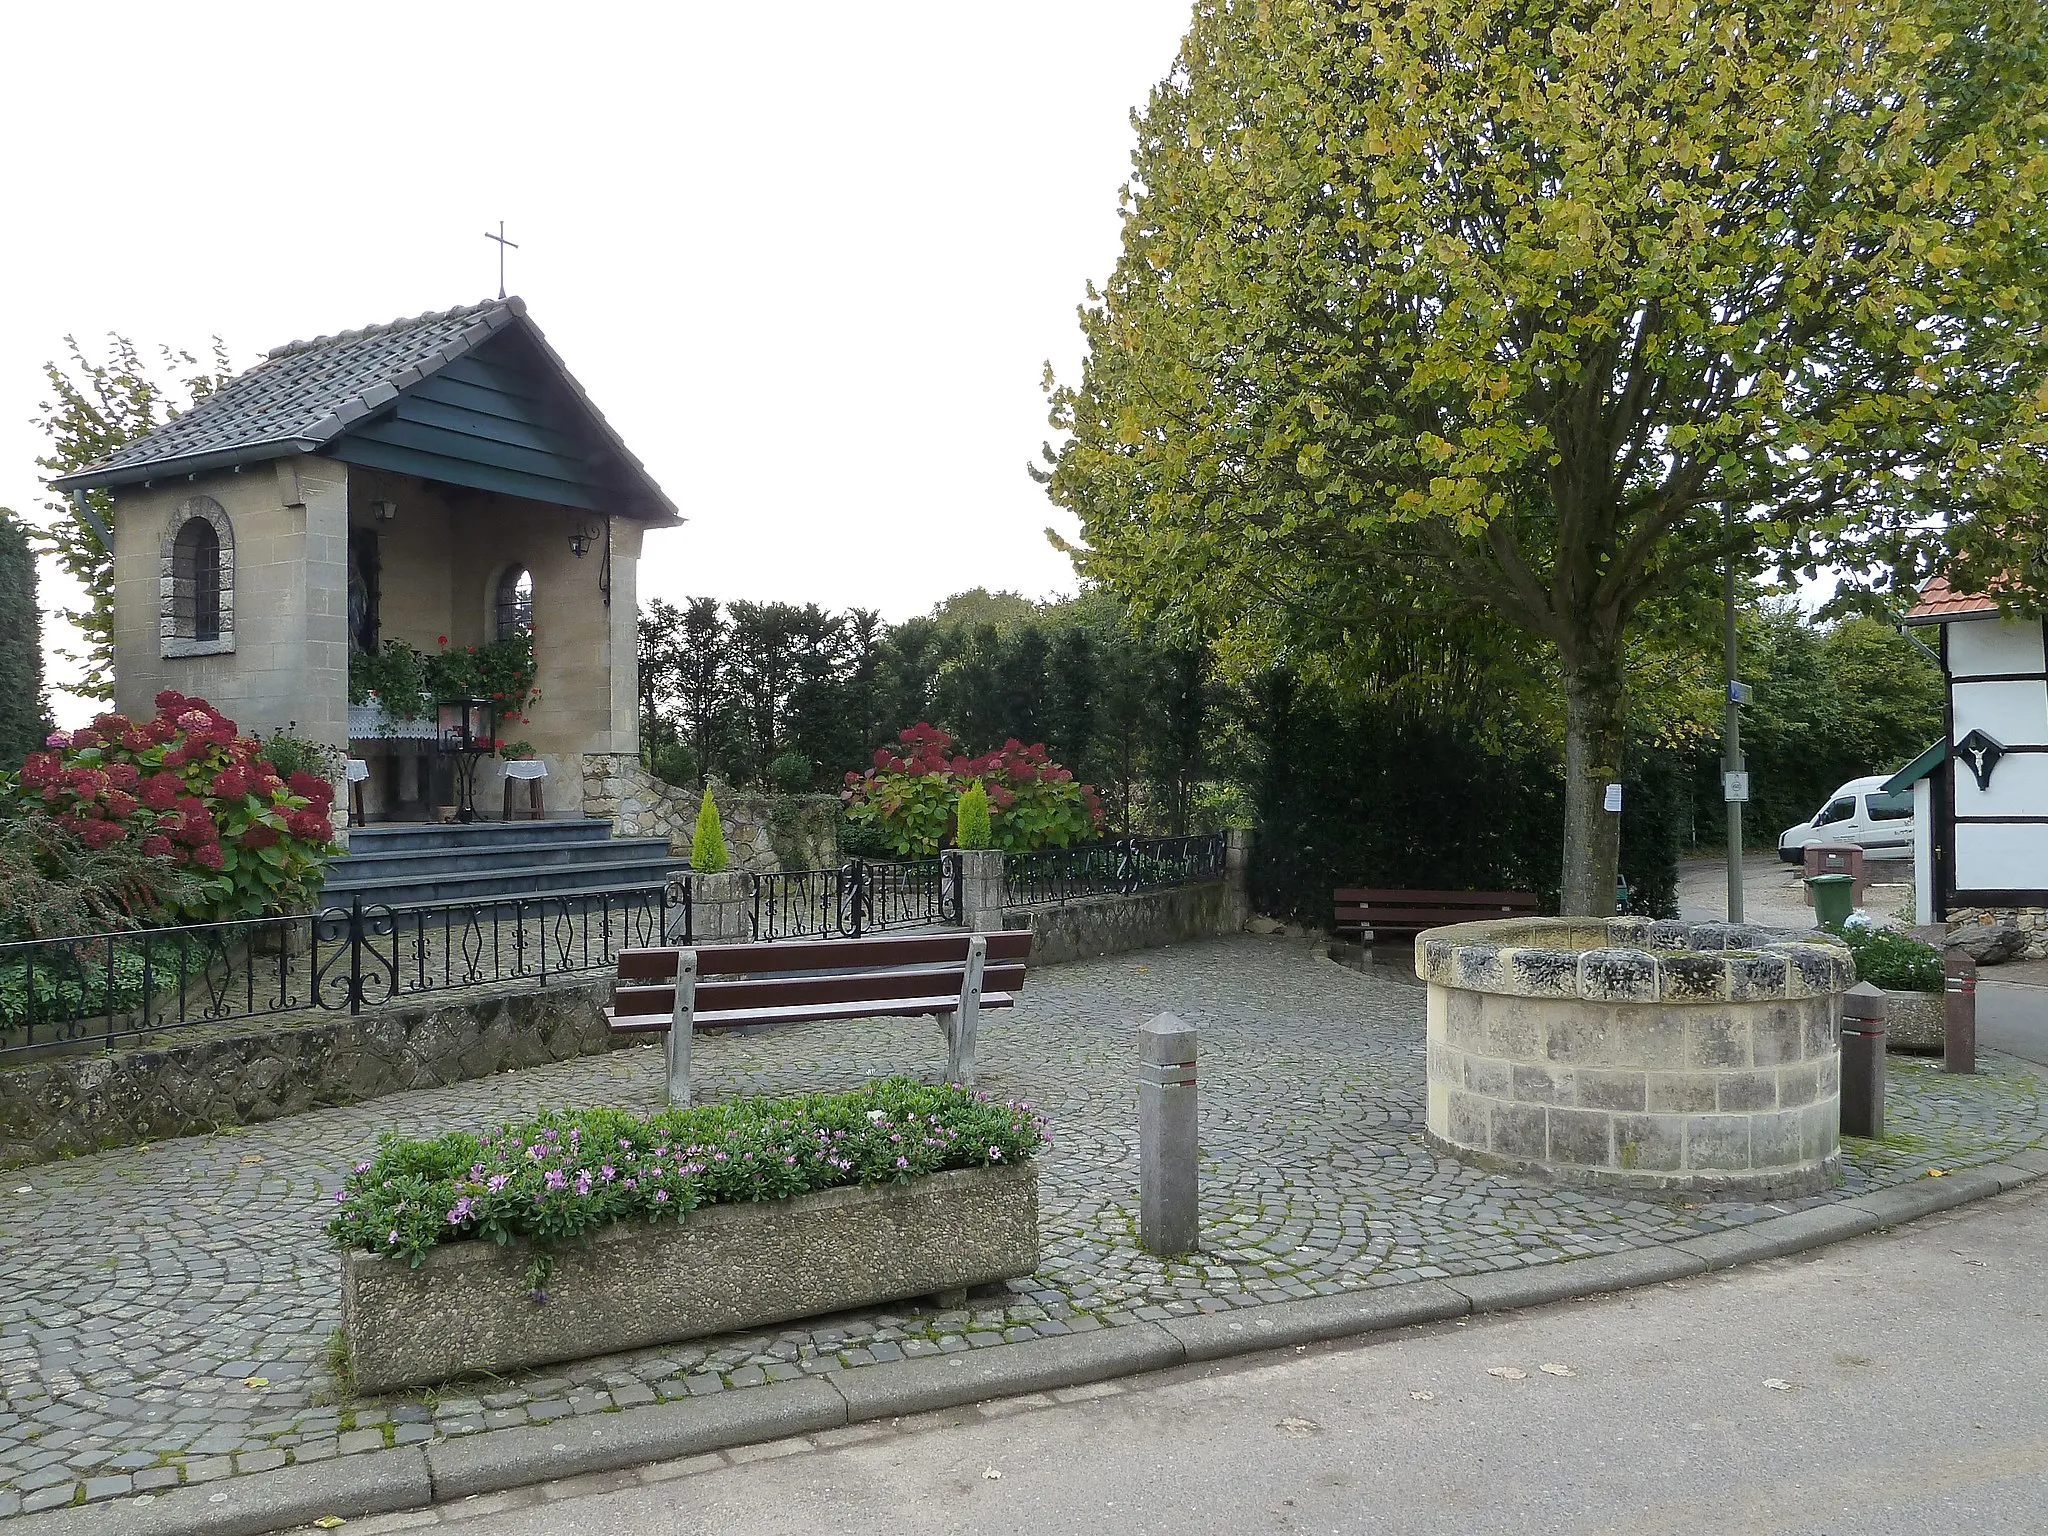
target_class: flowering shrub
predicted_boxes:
[347,630,539,750]
[9,691,340,921]
[842,724,1104,856]
[1840,918,1944,992]
[327,1078,1046,1278]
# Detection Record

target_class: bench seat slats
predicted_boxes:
[611,961,1029,1017]
[607,992,1017,1033]
[1334,889,1540,907]
[615,931,1031,982]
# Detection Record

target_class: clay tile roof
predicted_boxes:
[53,300,518,488]
[1904,572,2002,624]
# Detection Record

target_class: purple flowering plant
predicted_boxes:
[327,1077,1047,1272]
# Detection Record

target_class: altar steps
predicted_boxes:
[320,819,683,909]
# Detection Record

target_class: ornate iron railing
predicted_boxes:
[666,858,961,943]
[0,887,668,1065]
[1002,833,1228,907]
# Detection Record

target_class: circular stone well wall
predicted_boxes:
[1420,918,1854,1196]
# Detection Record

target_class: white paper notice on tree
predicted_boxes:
[1604,783,1623,813]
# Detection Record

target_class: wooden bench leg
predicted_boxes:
[665,949,697,1107]
[947,935,986,1086]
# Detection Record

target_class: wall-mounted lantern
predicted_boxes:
[371,499,398,522]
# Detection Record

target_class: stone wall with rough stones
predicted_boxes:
[1421,917,1854,1197]
[0,980,616,1169]
[581,754,840,872]
[1948,906,2048,961]
[1005,881,1235,966]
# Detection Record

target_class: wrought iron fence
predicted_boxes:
[1002,833,1228,907]
[668,858,961,943]
[0,887,668,1065]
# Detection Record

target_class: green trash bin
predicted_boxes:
[1805,872,1856,931]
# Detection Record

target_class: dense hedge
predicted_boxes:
[329,1078,1046,1275]
[0,514,48,771]
[1242,672,1681,923]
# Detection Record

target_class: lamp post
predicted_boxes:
[436,696,497,822]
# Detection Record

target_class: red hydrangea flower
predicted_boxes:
[19,753,58,789]
[64,768,109,801]
[287,772,335,805]
[92,713,131,737]
[71,728,103,749]
[192,843,225,871]
[286,810,334,843]
[154,690,189,713]
[140,834,173,858]
[44,730,71,749]
[140,774,182,810]
[240,822,280,850]
[210,765,253,799]
[104,761,140,791]
[81,820,127,849]
[102,790,140,821]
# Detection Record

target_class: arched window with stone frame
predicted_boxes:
[159,495,235,658]
[494,564,534,642]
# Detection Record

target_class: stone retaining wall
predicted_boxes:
[1004,881,1235,966]
[581,755,840,873]
[0,981,618,1169]
[1948,906,2048,961]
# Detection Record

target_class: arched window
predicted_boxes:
[174,519,220,641]
[495,565,533,641]
[159,495,235,658]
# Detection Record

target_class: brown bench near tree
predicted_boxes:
[607,931,1034,1105]
[1331,888,1541,968]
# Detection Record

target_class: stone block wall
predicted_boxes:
[1004,881,1236,966]
[1947,906,2048,961]
[581,756,840,873]
[1420,917,1855,1196]
[0,980,618,1169]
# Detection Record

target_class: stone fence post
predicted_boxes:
[1138,1012,1199,1256]
[668,871,755,945]
[1839,981,1885,1139]
[949,848,1007,933]
[1223,827,1254,932]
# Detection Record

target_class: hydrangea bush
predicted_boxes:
[842,724,1104,857]
[10,691,340,921]
[328,1079,1047,1285]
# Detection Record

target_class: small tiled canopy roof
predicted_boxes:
[52,297,677,523]
[1904,573,2002,625]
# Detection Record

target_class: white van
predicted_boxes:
[1776,775,1916,863]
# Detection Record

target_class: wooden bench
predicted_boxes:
[1333,888,1541,947]
[607,930,1034,1105]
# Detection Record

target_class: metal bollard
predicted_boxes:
[1838,981,1886,1139]
[1138,1013,1199,1256]
[1945,949,1977,1075]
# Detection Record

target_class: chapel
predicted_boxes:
[52,298,679,837]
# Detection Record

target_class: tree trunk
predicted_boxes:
[1559,653,1626,917]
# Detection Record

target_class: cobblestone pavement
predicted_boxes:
[2,936,2043,1519]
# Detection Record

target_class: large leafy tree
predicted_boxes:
[21,335,232,702]
[0,513,49,767]
[1042,0,2048,912]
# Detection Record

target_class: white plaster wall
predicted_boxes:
[1952,679,2048,748]
[1955,823,2048,892]
[1948,615,2046,679]
[1952,753,2048,818]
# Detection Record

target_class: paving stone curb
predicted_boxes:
[14,1162,2039,1533]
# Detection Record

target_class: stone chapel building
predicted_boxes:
[52,298,679,831]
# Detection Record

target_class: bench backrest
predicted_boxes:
[611,930,1033,1025]
[1334,888,1540,936]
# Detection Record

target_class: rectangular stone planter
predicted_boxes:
[340,1162,1039,1393]
[1880,988,1945,1052]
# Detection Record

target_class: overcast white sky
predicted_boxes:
[0,1,1193,722]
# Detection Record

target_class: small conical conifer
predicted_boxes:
[690,784,730,872]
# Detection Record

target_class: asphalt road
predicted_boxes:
[350,1179,2048,1536]
[1981,977,2048,1067]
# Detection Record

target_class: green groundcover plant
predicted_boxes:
[1842,921,1944,993]
[328,1079,1047,1281]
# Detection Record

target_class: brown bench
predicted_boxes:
[1333,888,1541,947]
[607,930,1033,1105]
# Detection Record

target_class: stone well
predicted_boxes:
[1420,918,1854,1196]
